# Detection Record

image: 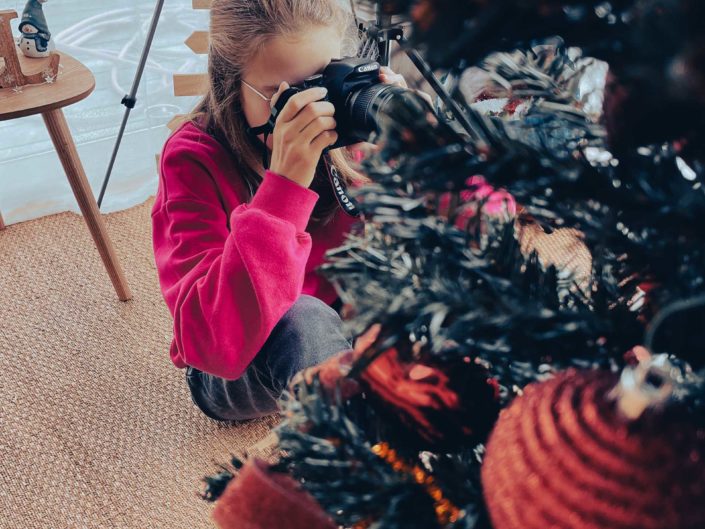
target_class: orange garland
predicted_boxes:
[367,442,462,526]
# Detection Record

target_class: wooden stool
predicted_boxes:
[0,49,132,301]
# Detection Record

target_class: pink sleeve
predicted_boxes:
[151,142,319,380]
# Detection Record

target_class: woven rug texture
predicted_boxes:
[0,196,589,529]
[0,197,277,529]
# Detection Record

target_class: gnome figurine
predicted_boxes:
[17,0,54,58]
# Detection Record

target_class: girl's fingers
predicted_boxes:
[289,101,335,132]
[301,116,337,142]
[380,67,408,88]
[381,75,407,88]
[311,129,339,151]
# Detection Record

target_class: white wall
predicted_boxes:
[0,0,208,225]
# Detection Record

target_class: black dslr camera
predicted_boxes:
[253,57,409,149]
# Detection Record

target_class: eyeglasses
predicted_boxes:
[241,79,275,103]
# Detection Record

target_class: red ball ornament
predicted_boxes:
[482,369,705,529]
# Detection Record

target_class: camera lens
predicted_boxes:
[346,83,409,138]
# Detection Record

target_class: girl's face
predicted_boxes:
[240,26,343,152]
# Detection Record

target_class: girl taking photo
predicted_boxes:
[152,0,411,421]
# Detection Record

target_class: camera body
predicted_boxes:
[272,57,405,148]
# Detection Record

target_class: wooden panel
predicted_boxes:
[185,31,209,54]
[167,114,187,131]
[173,73,208,96]
[164,1,208,141]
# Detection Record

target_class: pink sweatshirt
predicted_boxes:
[151,121,359,380]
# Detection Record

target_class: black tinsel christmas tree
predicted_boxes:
[203,2,705,528]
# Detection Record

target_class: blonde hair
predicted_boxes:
[184,0,369,226]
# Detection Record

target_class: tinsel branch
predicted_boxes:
[202,2,705,527]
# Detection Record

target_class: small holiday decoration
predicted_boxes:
[482,368,705,529]
[358,346,500,450]
[0,9,59,89]
[17,0,54,58]
[208,458,336,529]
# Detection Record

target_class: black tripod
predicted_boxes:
[367,7,479,140]
[97,0,165,209]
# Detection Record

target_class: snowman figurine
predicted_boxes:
[17,0,55,58]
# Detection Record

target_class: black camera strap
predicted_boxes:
[247,92,290,169]
[247,120,276,170]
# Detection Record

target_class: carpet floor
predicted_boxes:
[0,196,589,529]
[0,197,277,529]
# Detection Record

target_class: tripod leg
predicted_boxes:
[97,0,166,209]
[401,43,483,142]
[98,106,132,208]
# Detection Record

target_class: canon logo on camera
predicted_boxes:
[356,63,379,73]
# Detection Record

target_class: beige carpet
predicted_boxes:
[0,196,589,529]
[0,197,277,529]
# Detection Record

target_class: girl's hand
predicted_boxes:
[379,66,408,89]
[269,81,338,188]
[380,66,433,106]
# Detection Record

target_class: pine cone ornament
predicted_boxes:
[360,347,500,450]
[482,369,705,529]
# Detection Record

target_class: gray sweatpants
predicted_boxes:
[185,295,353,421]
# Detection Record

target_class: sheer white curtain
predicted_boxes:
[0,0,207,225]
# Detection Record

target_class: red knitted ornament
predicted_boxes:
[482,369,705,529]
[212,458,336,529]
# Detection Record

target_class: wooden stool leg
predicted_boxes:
[41,108,133,301]
[0,211,5,230]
